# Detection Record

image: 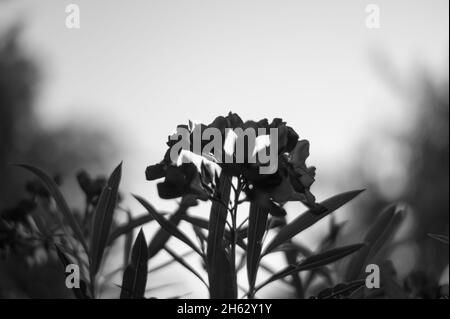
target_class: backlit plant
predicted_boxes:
[1,112,447,299]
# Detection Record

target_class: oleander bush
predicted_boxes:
[0,113,448,299]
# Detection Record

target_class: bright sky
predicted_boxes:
[1,0,448,192]
[1,0,448,297]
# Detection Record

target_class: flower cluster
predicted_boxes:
[146,112,316,215]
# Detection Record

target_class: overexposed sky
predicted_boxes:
[1,0,448,297]
[1,0,448,197]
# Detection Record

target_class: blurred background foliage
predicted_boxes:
[339,61,449,286]
[0,24,115,298]
[0,15,448,298]
[269,64,449,297]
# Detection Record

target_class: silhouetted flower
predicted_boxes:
[76,170,123,205]
[76,170,107,203]
[146,112,316,212]
[155,163,209,200]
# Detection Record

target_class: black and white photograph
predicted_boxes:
[0,0,448,308]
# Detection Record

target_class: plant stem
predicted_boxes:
[90,271,96,298]
[229,178,242,298]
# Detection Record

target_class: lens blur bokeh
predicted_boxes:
[0,0,448,298]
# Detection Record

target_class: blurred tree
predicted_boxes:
[341,61,449,295]
[0,24,115,298]
[404,71,449,278]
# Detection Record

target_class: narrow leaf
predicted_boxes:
[344,204,403,281]
[182,215,209,230]
[17,164,88,253]
[255,243,365,293]
[133,195,203,257]
[164,246,208,288]
[322,280,366,299]
[206,174,235,298]
[366,208,404,261]
[277,216,305,298]
[90,162,122,275]
[55,245,90,299]
[211,249,235,298]
[246,201,269,296]
[192,225,207,254]
[284,245,304,299]
[148,208,186,259]
[123,211,134,268]
[263,189,364,256]
[120,229,148,299]
[108,212,164,245]
[182,214,248,251]
[149,251,194,273]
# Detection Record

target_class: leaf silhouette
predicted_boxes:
[133,195,203,257]
[108,210,162,246]
[284,243,305,298]
[182,215,209,230]
[206,174,235,298]
[90,162,122,276]
[149,251,194,273]
[181,214,247,251]
[16,164,88,253]
[123,211,134,267]
[54,245,90,299]
[163,246,208,288]
[120,229,148,299]
[255,243,365,293]
[319,280,366,299]
[344,204,404,281]
[148,208,185,259]
[246,202,269,297]
[263,189,364,256]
